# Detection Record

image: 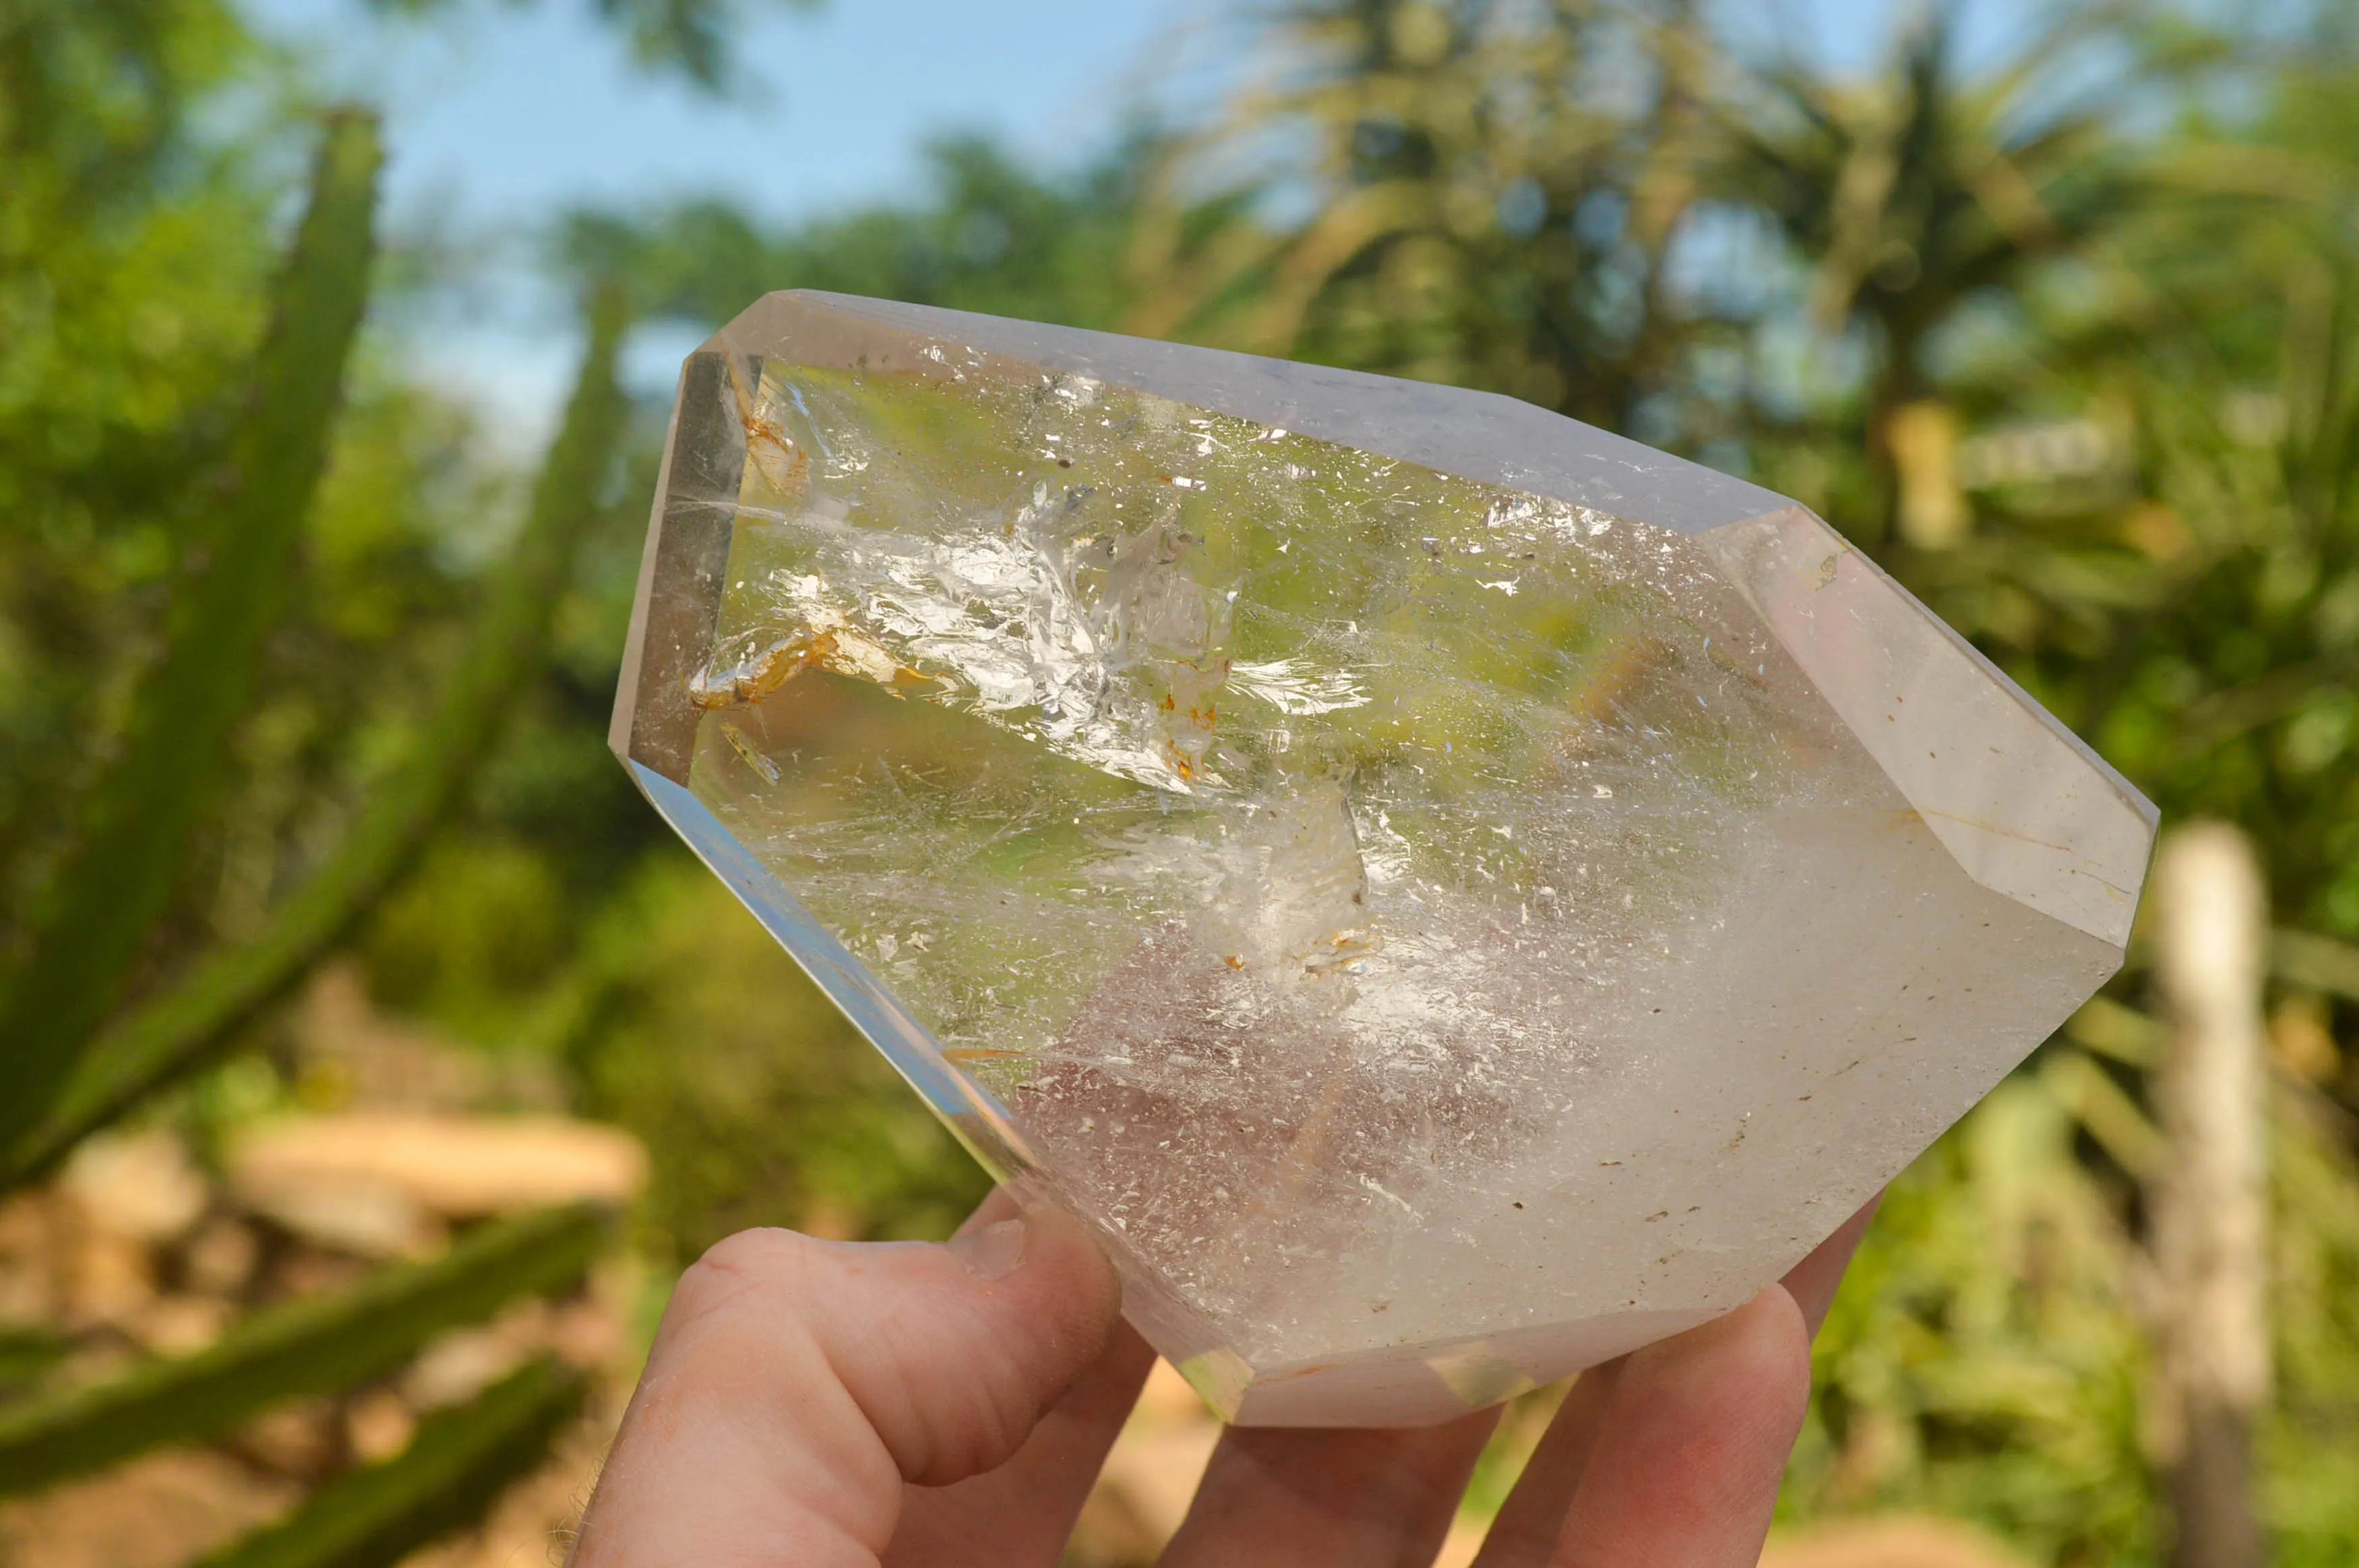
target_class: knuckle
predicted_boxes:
[693,1225,805,1276]
[667,1226,811,1327]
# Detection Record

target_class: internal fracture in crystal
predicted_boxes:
[611,291,2157,1426]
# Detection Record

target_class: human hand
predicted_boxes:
[570,1189,1877,1567]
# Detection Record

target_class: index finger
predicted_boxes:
[571,1199,1120,1567]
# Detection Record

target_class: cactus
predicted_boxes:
[0,90,638,1568]
[0,1328,68,1393]
[189,1356,588,1568]
[0,112,382,1160]
[0,1202,610,1496]
[4,279,635,1185]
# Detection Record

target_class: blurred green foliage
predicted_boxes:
[1788,1080,2157,1561]
[572,860,987,1261]
[0,104,384,1159]
[9,0,2359,1563]
[189,1356,587,1568]
[561,133,1151,332]
[0,1203,609,1496]
[0,3,641,1559]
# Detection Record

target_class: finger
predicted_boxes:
[1159,1408,1499,1568]
[1469,1361,1624,1567]
[883,1319,1156,1567]
[1477,1191,1881,1565]
[1778,1193,1882,1336]
[886,1189,1157,1565]
[570,1201,1121,1568]
[952,1183,1022,1235]
[1545,1286,1812,1568]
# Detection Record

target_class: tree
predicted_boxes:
[562,133,1151,333]
[1128,0,1708,432]
[1718,3,2153,546]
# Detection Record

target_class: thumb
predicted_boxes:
[572,1197,1120,1568]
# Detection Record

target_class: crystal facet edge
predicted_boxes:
[1701,505,2157,947]
[621,761,1035,1182]
[724,289,1794,534]
[613,354,743,785]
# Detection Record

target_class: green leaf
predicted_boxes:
[0,109,382,1158]
[0,1202,609,1497]
[5,282,636,1186]
[2275,926,2359,1003]
[191,1356,585,1568]
[0,1328,69,1395]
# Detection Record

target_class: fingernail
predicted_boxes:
[948,1216,1027,1281]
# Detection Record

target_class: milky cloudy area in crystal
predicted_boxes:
[634,299,2148,1425]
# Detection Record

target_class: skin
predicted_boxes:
[572,1192,1880,1567]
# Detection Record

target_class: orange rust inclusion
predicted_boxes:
[1158,694,1220,784]
[687,629,839,712]
[744,412,810,499]
[942,1046,1027,1065]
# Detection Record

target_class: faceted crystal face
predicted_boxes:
[612,292,2157,1426]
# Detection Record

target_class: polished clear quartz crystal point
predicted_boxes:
[611,291,2157,1426]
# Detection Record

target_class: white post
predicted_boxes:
[2151,821,2271,1568]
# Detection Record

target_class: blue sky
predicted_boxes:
[243,0,1998,231]
[236,0,2009,440]
[243,1,1229,232]
[240,0,1238,438]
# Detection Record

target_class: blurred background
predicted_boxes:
[3,0,2358,1563]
